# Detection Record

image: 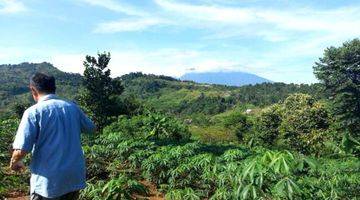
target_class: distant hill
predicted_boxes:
[0,62,82,113]
[121,72,325,115]
[180,71,272,86]
[0,62,82,94]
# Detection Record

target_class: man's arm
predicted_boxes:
[79,108,96,134]
[11,109,38,171]
[10,149,27,171]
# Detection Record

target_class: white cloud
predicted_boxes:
[94,17,165,33]
[50,54,85,74]
[257,7,360,34]
[155,0,256,25]
[0,0,26,14]
[49,49,243,78]
[154,0,360,42]
[78,0,147,16]
[79,0,163,33]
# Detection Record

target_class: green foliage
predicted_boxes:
[1,113,359,199]
[101,175,148,200]
[103,112,191,142]
[0,118,19,162]
[83,145,111,180]
[121,72,326,116]
[189,125,237,143]
[248,93,332,155]
[113,95,143,116]
[11,102,31,119]
[166,188,201,200]
[251,104,282,146]
[177,94,235,115]
[141,143,200,185]
[80,181,106,200]
[0,118,30,198]
[143,112,191,141]
[79,52,124,129]
[220,148,251,162]
[222,111,253,141]
[314,38,360,138]
[280,94,331,155]
[80,174,148,200]
[342,133,360,156]
[83,122,360,200]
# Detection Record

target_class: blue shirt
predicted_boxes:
[13,94,95,198]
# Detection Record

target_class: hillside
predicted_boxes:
[0,65,326,118]
[180,71,272,86]
[121,72,325,115]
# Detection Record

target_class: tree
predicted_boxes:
[250,94,331,155]
[279,94,330,155]
[222,112,252,141]
[11,102,31,119]
[254,104,283,146]
[314,39,360,138]
[79,52,124,130]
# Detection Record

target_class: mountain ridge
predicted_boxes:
[180,71,272,86]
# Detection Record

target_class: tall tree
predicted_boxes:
[79,52,124,130]
[314,39,360,138]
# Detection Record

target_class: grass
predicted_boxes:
[189,125,238,143]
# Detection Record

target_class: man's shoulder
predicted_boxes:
[32,98,80,113]
[25,104,39,115]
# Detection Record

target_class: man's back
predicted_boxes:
[13,94,95,198]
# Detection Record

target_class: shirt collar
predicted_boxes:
[38,94,58,102]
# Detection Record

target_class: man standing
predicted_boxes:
[10,73,95,200]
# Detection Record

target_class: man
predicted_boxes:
[10,72,96,200]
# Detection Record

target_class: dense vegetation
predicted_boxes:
[1,39,359,199]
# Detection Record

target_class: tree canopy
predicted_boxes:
[314,39,360,138]
[79,52,124,129]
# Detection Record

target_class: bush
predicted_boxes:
[249,94,332,155]
[222,111,253,142]
[250,104,283,146]
[103,112,191,142]
[280,94,331,155]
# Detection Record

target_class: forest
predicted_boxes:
[0,39,359,199]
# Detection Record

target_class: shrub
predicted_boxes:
[250,94,332,155]
[103,112,191,142]
[280,94,331,155]
[250,104,283,146]
[222,111,253,141]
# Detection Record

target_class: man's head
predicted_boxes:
[30,72,56,102]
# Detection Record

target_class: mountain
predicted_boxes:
[180,71,272,86]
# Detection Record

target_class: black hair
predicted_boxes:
[30,72,56,94]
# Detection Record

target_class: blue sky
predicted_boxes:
[0,0,359,83]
